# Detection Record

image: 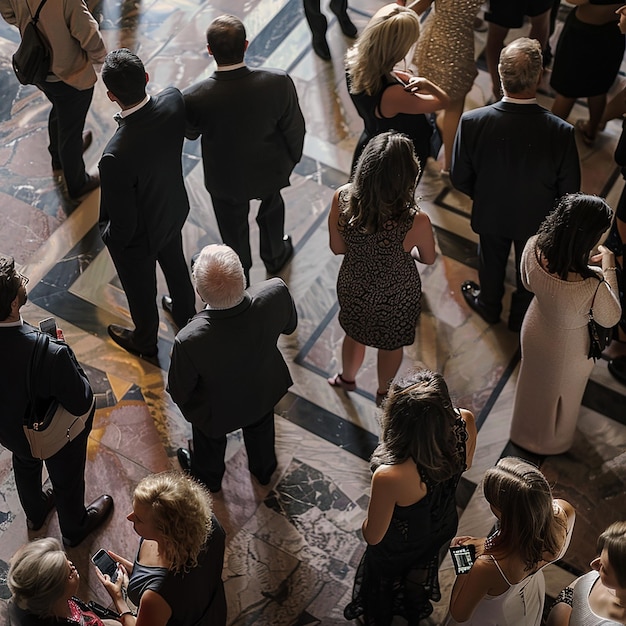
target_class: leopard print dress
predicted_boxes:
[336,189,422,350]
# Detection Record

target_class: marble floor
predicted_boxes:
[0,0,625,624]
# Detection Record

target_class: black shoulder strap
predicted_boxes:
[27,0,49,24]
[25,332,49,425]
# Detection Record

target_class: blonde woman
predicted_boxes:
[346,3,449,176]
[449,457,575,625]
[97,472,226,626]
[8,537,119,625]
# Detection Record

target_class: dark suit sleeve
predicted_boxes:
[278,75,305,165]
[98,153,139,249]
[49,344,93,415]
[450,116,475,198]
[278,280,297,335]
[555,127,581,197]
[167,338,202,421]
[182,88,202,141]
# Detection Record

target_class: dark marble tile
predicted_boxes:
[582,379,626,427]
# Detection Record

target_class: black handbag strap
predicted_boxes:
[25,332,49,426]
[589,277,605,319]
[26,0,49,24]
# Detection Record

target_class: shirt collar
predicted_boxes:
[0,316,24,327]
[501,96,537,105]
[118,94,151,119]
[216,61,246,72]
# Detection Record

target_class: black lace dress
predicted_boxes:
[344,416,468,625]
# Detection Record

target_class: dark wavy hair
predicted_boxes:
[483,457,566,571]
[342,131,420,234]
[370,370,465,484]
[597,521,626,588]
[536,193,613,280]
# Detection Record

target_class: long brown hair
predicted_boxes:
[483,457,565,570]
[341,131,420,234]
[371,370,465,484]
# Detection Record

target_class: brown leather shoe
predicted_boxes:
[63,494,114,547]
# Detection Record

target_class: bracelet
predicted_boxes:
[119,610,135,619]
[603,267,617,272]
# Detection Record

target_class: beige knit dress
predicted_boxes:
[510,236,622,455]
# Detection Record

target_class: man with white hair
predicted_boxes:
[167,244,297,493]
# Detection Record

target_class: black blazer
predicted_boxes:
[0,324,92,459]
[183,66,306,202]
[167,278,297,438]
[451,101,581,240]
[98,87,190,255]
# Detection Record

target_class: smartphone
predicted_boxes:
[449,544,475,575]
[39,317,57,338]
[91,549,118,582]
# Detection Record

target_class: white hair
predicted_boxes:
[193,244,245,309]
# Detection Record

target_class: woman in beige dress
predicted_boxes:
[510,194,621,455]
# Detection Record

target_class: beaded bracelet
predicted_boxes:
[119,610,135,619]
[604,267,618,272]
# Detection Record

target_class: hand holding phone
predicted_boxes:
[39,317,57,338]
[92,549,118,583]
[449,543,476,575]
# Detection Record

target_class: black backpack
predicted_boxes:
[12,0,51,85]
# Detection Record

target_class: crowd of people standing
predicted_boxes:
[0,0,625,624]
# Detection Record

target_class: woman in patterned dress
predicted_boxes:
[327,131,436,403]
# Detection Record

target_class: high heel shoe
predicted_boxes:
[328,373,356,391]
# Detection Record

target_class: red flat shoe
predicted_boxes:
[327,373,356,392]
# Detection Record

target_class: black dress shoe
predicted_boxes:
[608,356,626,385]
[253,462,277,487]
[69,172,100,200]
[266,235,294,274]
[335,15,357,38]
[312,36,331,61]
[27,489,55,531]
[82,130,93,153]
[461,281,500,324]
[177,447,192,473]
[63,494,114,548]
[108,324,158,358]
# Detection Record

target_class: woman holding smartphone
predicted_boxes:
[449,457,575,626]
[96,471,226,626]
[344,370,476,624]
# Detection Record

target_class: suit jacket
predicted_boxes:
[99,87,190,255]
[183,66,305,201]
[0,0,105,90]
[167,278,297,438]
[451,101,581,241]
[0,323,93,459]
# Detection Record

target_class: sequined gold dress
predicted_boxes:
[414,0,483,101]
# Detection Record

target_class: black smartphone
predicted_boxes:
[39,317,57,338]
[449,544,476,575]
[91,549,118,582]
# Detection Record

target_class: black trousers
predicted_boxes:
[303,0,349,37]
[39,79,94,197]
[191,411,277,490]
[108,231,196,352]
[477,233,533,327]
[210,191,286,281]
[13,408,94,539]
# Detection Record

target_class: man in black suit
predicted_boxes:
[99,49,196,358]
[0,257,112,547]
[451,37,580,332]
[168,244,297,493]
[184,15,306,284]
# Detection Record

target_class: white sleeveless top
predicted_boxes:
[450,503,573,626]
[570,571,624,626]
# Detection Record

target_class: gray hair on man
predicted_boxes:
[193,244,246,309]
[498,37,543,96]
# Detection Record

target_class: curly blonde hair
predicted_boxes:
[346,5,420,96]
[133,471,213,574]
